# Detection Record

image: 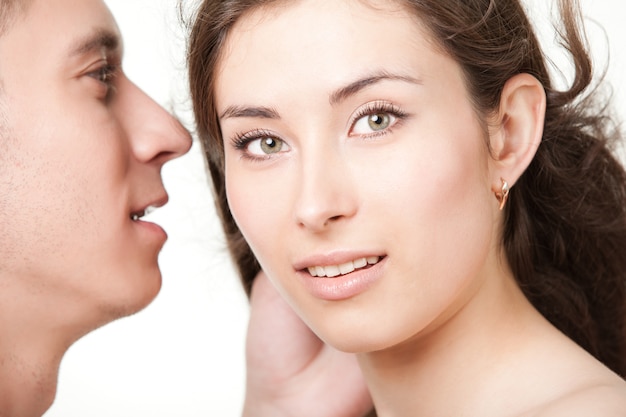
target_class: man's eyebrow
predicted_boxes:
[329,71,423,106]
[219,105,280,120]
[68,28,120,58]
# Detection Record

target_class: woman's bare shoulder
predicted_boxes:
[531,379,626,417]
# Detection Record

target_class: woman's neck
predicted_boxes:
[356,268,566,417]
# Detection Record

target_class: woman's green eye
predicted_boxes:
[352,111,396,135]
[260,137,283,154]
[243,135,289,157]
[367,113,391,131]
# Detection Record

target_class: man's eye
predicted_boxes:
[89,64,117,86]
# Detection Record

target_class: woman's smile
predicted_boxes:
[305,255,383,278]
[298,255,388,301]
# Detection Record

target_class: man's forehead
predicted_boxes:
[0,0,34,36]
[1,0,122,59]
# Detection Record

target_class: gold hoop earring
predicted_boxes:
[495,178,509,210]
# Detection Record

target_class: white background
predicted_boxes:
[44,1,625,416]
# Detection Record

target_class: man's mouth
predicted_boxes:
[130,206,156,221]
[307,256,382,278]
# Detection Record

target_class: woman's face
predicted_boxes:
[216,0,503,352]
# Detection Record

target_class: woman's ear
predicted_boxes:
[488,73,546,189]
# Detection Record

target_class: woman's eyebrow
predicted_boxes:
[329,71,423,106]
[219,105,280,120]
[219,71,422,120]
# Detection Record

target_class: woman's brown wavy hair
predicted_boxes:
[187,0,626,384]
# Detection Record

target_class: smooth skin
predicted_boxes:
[215,0,626,415]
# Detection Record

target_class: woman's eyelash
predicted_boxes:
[351,102,407,126]
[229,102,406,156]
[231,129,276,150]
[350,101,409,137]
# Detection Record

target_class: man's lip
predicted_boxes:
[293,251,385,271]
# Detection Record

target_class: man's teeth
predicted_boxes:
[131,206,156,221]
[307,256,380,277]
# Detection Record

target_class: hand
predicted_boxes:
[243,271,374,417]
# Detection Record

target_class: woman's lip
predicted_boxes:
[298,256,387,301]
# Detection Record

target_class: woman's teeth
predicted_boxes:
[307,256,380,278]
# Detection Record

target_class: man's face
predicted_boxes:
[0,0,190,327]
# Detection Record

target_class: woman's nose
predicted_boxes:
[293,149,358,233]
